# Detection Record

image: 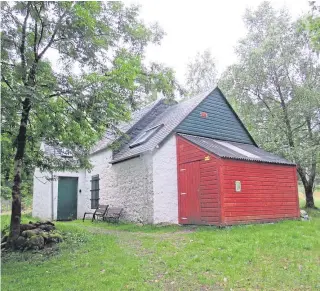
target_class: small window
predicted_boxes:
[235,181,241,192]
[60,149,73,158]
[90,175,100,209]
[129,124,163,148]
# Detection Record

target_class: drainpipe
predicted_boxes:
[51,146,55,221]
[51,171,54,221]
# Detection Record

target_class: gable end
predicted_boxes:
[176,88,257,145]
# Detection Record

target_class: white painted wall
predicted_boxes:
[81,149,113,215]
[32,168,52,220]
[33,148,154,223]
[152,134,179,224]
[32,168,85,220]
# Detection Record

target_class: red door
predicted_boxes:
[178,161,201,224]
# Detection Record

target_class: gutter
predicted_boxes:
[110,154,141,165]
[51,171,54,221]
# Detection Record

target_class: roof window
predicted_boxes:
[129,124,164,148]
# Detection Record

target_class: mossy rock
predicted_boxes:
[22,229,43,238]
[40,232,49,240]
[39,224,55,232]
[47,233,63,243]
[15,236,27,250]
[26,235,44,250]
[20,224,37,232]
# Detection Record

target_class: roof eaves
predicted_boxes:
[110,154,141,164]
[220,155,296,166]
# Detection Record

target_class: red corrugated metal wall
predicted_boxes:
[177,136,221,225]
[220,159,300,225]
[176,135,300,225]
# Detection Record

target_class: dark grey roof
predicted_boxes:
[180,134,295,165]
[43,144,73,158]
[91,98,163,154]
[111,89,213,163]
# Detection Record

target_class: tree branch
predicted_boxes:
[33,17,38,61]
[47,90,75,98]
[243,87,274,116]
[38,5,72,60]
[1,75,14,91]
[59,96,92,125]
[1,61,16,67]
[20,2,31,84]
[34,3,44,53]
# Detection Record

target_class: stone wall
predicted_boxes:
[33,149,154,223]
[152,134,179,224]
[108,153,154,223]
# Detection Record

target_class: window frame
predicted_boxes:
[90,174,100,209]
[129,124,164,148]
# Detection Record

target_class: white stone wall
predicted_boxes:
[81,149,113,214]
[33,148,154,223]
[106,153,154,223]
[32,168,86,220]
[152,134,179,224]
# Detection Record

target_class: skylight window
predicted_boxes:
[214,140,260,159]
[60,148,73,158]
[129,124,164,148]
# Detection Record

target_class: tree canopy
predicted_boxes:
[185,49,217,97]
[302,1,320,51]
[1,1,180,243]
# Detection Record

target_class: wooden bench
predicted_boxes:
[104,207,123,223]
[82,205,109,222]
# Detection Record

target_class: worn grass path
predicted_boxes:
[2,210,320,290]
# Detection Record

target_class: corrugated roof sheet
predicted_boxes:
[110,89,213,163]
[180,134,295,165]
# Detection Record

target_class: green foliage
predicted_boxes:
[185,49,217,96]
[219,2,320,202]
[1,1,179,188]
[301,2,320,51]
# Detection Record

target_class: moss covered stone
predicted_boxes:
[47,233,63,243]
[26,235,44,250]
[22,229,43,238]
[15,236,27,250]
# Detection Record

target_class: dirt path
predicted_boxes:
[72,224,222,290]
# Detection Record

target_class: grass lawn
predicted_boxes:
[1,202,320,290]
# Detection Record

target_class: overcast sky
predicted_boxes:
[128,0,312,84]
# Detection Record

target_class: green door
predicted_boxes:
[57,177,78,220]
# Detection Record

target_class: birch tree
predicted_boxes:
[185,49,217,96]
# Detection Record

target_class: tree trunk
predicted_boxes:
[304,184,315,208]
[8,98,31,245]
[297,164,317,209]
